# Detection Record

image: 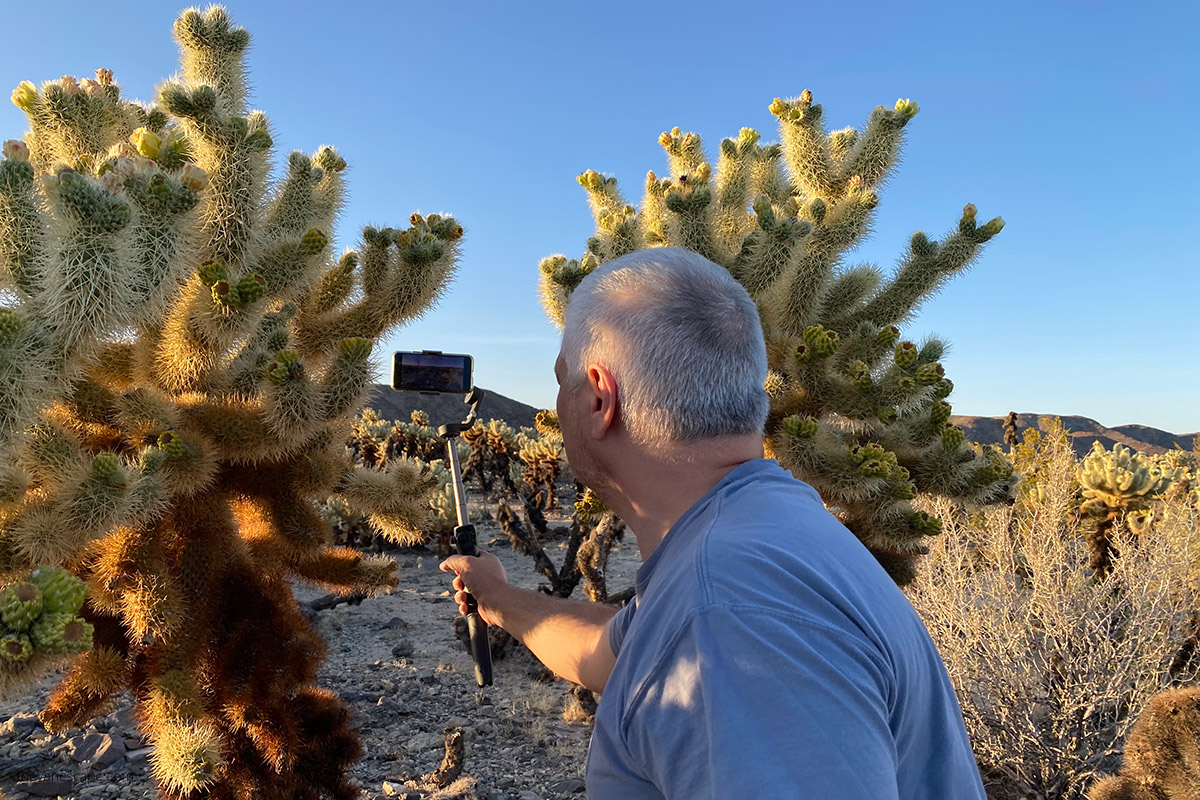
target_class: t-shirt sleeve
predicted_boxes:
[622,604,900,800]
[606,596,638,657]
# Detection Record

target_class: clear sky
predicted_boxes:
[3,1,1197,434]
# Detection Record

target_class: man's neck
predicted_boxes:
[598,436,764,561]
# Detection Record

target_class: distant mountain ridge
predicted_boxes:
[362,387,1195,459]
[951,413,1198,457]
[363,384,541,431]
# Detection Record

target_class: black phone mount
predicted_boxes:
[439,387,493,688]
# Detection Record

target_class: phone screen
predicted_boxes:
[392,352,473,393]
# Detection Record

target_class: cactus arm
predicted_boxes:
[263,148,347,241]
[659,127,707,179]
[816,265,883,326]
[773,91,837,197]
[836,99,919,190]
[749,143,790,206]
[121,169,202,319]
[289,547,397,595]
[295,216,462,357]
[255,228,330,300]
[172,7,251,118]
[638,170,670,247]
[854,208,1005,329]
[320,338,373,420]
[0,151,46,297]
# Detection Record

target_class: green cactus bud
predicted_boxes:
[0,583,43,631]
[892,482,917,501]
[235,273,266,305]
[915,362,945,385]
[575,491,606,522]
[941,425,965,450]
[930,400,952,425]
[908,510,942,537]
[962,203,978,221]
[300,228,328,256]
[782,415,819,438]
[90,453,124,484]
[876,407,898,425]
[266,350,302,384]
[876,325,900,347]
[849,360,872,389]
[197,261,226,287]
[933,378,954,399]
[983,217,1005,235]
[338,337,371,360]
[30,613,93,655]
[0,634,33,663]
[893,342,918,368]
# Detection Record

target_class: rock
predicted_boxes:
[15,778,74,797]
[407,731,443,752]
[126,746,152,764]
[1,712,40,737]
[550,778,586,794]
[66,731,114,763]
[417,669,436,683]
[391,641,415,658]
[383,616,409,631]
[444,715,470,729]
[89,733,126,767]
[379,679,396,693]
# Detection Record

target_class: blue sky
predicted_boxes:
[3,1,1197,434]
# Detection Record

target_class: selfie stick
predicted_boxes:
[439,387,493,688]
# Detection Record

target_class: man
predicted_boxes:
[440,248,985,798]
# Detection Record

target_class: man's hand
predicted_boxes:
[440,551,509,626]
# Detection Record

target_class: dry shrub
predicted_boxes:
[907,429,1200,800]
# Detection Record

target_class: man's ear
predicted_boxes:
[585,363,619,439]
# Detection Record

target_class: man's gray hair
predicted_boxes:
[561,247,769,446]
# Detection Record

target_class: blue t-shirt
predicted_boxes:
[585,459,984,799]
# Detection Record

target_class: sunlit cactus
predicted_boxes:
[462,417,522,498]
[538,91,1012,583]
[1,7,460,798]
[1078,442,1172,575]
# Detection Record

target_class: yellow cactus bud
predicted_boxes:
[95,68,114,86]
[11,81,37,112]
[769,97,787,116]
[894,98,920,118]
[657,131,673,148]
[962,203,977,220]
[132,127,162,160]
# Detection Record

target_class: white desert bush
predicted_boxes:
[907,429,1200,800]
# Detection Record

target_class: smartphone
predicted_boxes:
[391,351,473,394]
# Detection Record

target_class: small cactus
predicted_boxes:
[1087,687,1200,800]
[1078,442,1171,576]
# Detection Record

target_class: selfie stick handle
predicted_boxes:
[440,389,493,688]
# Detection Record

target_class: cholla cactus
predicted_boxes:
[1088,687,1200,800]
[462,417,522,497]
[538,91,1012,583]
[2,8,460,798]
[518,435,564,510]
[1078,442,1172,575]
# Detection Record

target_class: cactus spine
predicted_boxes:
[539,91,1011,583]
[2,8,459,797]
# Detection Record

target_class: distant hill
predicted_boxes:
[951,413,1198,458]
[363,384,541,431]
[362,388,1196,459]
